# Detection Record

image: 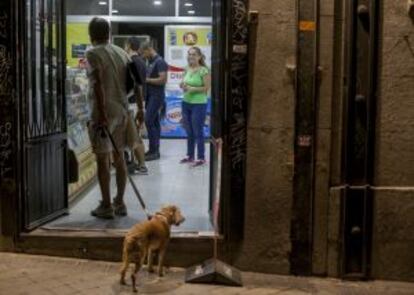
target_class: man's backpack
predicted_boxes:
[126,61,142,94]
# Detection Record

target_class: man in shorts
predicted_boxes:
[86,18,140,219]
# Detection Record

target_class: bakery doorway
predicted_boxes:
[38,0,221,235]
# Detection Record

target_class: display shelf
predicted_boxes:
[68,147,97,202]
[66,67,97,201]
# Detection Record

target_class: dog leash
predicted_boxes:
[102,125,152,220]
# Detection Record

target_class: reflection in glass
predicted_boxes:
[67,0,109,15]
[26,0,63,138]
[112,0,175,16]
[179,0,212,17]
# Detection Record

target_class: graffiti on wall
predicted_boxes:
[0,122,12,178]
[0,3,14,185]
[0,11,7,39]
[0,45,12,95]
[224,0,249,237]
[230,0,248,172]
[0,9,12,96]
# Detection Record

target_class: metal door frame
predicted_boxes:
[340,0,379,279]
[19,0,68,231]
[290,0,320,275]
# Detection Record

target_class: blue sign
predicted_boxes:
[161,95,212,138]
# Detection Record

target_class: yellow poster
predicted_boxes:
[66,23,91,67]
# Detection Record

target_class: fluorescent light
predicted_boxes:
[187,10,195,14]
[184,2,193,7]
[98,1,107,5]
[112,9,119,13]
[154,0,162,5]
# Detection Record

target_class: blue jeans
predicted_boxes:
[145,96,164,153]
[182,102,207,160]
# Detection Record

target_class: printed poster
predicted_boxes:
[162,25,212,138]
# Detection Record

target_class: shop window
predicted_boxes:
[112,0,175,16]
[26,0,64,138]
[179,0,212,17]
[66,0,109,15]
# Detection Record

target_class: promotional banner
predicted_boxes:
[162,25,212,138]
[66,23,91,68]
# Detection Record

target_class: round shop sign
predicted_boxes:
[183,32,198,46]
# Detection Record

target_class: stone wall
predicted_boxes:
[233,0,296,274]
[372,0,414,282]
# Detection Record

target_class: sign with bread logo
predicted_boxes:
[183,32,198,46]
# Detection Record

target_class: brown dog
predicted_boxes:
[120,205,185,292]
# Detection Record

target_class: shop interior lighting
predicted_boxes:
[188,10,195,14]
[154,0,162,5]
[184,2,193,6]
[112,9,119,13]
[98,1,107,5]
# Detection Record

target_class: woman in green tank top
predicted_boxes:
[179,47,211,166]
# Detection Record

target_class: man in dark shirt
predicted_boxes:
[124,37,148,174]
[141,42,168,161]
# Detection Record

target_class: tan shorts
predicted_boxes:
[125,110,143,149]
[88,117,127,154]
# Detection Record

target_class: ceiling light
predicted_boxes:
[188,10,195,14]
[98,1,107,5]
[184,2,193,7]
[154,0,162,5]
[112,9,119,13]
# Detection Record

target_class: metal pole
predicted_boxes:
[341,0,378,280]
[290,0,319,276]
[175,0,180,17]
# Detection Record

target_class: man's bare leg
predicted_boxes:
[113,150,127,202]
[96,153,111,207]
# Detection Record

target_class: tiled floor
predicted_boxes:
[44,140,213,233]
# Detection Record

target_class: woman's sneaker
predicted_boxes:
[113,198,128,216]
[180,157,194,164]
[91,202,114,219]
[191,160,206,167]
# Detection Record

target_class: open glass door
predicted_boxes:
[22,0,67,231]
[209,0,226,231]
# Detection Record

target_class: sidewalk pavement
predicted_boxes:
[0,253,413,295]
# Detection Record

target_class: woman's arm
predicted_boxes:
[187,73,211,93]
[179,70,187,90]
